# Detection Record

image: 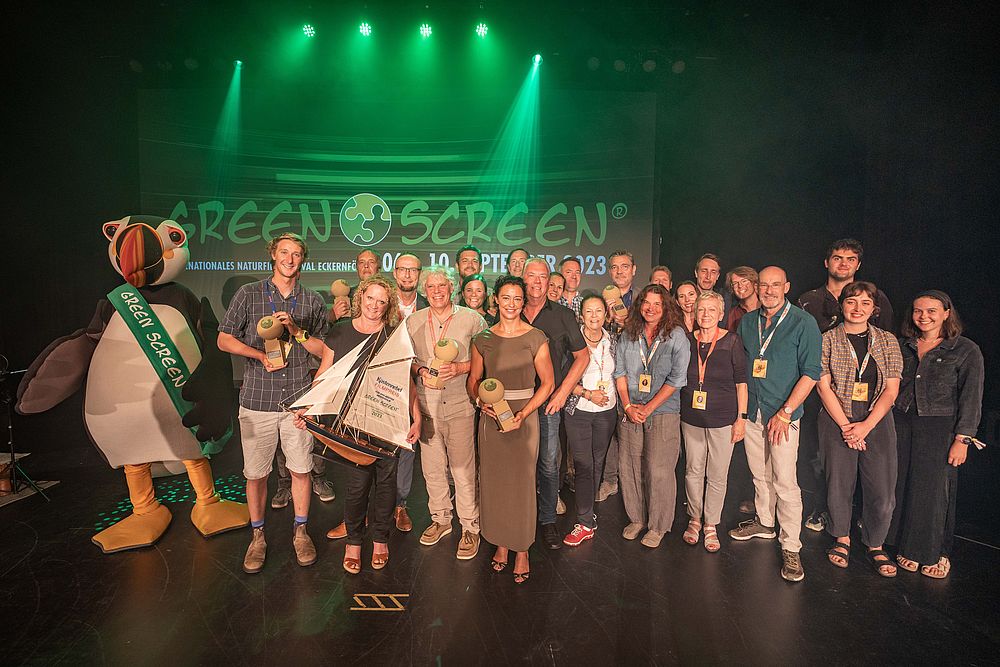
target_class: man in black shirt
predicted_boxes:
[521,258,589,549]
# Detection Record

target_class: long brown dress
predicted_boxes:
[473,327,548,552]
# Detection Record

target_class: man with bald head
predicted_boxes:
[731,266,821,583]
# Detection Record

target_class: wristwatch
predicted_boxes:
[295,329,310,343]
[781,405,793,415]
[739,412,749,420]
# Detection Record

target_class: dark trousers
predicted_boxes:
[818,406,897,546]
[565,408,617,528]
[800,393,828,517]
[886,409,957,563]
[345,456,398,546]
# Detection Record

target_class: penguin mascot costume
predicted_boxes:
[17,215,249,552]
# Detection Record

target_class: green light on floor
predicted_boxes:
[476,23,488,38]
[420,23,432,38]
[360,22,372,37]
[302,24,315,37]
[533,54,542,65]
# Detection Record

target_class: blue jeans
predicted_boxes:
[396,447,414,507]
[536,409,561,525]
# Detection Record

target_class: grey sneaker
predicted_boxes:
[556,496,567,515]
[456,531,480,560]
[419,522,453,546]
[781,549,805,582]
[596,481,618,503]
[729,519,777,541]
[804,511,827,532]
[312,477,336,502]
[243,527,267,574]
[270,486,291,509]
[293,523,317,566]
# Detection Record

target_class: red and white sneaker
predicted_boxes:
[563,523,596,547]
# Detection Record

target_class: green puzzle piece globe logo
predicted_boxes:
[339,193,392,247]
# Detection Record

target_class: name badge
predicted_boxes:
[752,358,768,379]
[851,382,869,402]
[638,374,652,393]
[692,390,708,410]
[596,380,609,392]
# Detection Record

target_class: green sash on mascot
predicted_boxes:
[107,284,230,456]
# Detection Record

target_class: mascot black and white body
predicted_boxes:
[17,215,249,552]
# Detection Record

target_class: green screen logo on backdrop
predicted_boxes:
[339,193,392,247]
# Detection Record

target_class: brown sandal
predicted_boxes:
[920,556,951,579]
[343,556,361,575]
[372,545,389,570]
[896,554,919,572]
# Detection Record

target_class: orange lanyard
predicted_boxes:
[426,307,456,349]
[695,328,720,391]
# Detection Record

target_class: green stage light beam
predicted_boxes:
[360,22,372,37]
[211,61,242,197]
[474,61,541,211]
[302,24,315,37]
[476,23,488,38]
[533,54,542,65]
[420,23,432,38]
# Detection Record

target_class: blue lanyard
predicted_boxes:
[757,301,791,359]
[264,281,298,315]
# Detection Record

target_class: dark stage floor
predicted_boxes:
[3,397,999,665]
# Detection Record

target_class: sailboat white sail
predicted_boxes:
[343,325,416,451]
[287,337,367,414]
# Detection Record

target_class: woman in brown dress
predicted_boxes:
[468,276,554,583]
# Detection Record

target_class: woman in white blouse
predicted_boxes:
[562,294,618,546]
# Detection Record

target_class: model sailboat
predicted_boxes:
[284,325,416,467]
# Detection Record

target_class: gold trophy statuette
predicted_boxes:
[330,279,351,311]
[478,378,518,432]
[425,338,460,389]
[256,316,289,370]
[603,285,628,318]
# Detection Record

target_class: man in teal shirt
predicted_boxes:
[731,266,822,583]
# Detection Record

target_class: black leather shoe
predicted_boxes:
[542,523,562,550]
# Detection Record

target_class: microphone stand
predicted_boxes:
[1,368,50,501]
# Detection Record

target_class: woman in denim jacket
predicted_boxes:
[888,290,984,579]
[613,284,690,548]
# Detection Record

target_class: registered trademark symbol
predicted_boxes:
[611,203,627,219]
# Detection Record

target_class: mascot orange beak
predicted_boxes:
[117,224,164,287]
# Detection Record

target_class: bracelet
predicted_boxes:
[585,390,592,401]
[775,413,792,424]
[623,403,632,411]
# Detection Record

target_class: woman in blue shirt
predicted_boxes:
[614,284,690,548]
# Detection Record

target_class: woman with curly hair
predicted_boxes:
[614,284,690,548]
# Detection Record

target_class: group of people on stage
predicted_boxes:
[218,234,984,584]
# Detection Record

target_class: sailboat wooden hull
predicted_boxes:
[303,418,400,468]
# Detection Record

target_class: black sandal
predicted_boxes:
[827,543,850,569]
[513,570,530,584]
[491,558,508,572]
[867,549,897,578]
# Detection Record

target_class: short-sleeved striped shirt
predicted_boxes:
[219,278,329,411]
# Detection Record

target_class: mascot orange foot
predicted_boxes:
[18,215,249,553]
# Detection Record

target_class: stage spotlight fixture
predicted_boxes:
[533,54,542,65]
[476,23,488,38]
[234,60,243,69]
[302,24,315,37]
[613,59,626,72]
[360,22,372,36]
[642,59,656,72]
[184,57,199,71]
[586,56,600,71]
[671,60,686,74]
[420,23,432,38]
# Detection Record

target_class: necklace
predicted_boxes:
[583,329,603,344]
